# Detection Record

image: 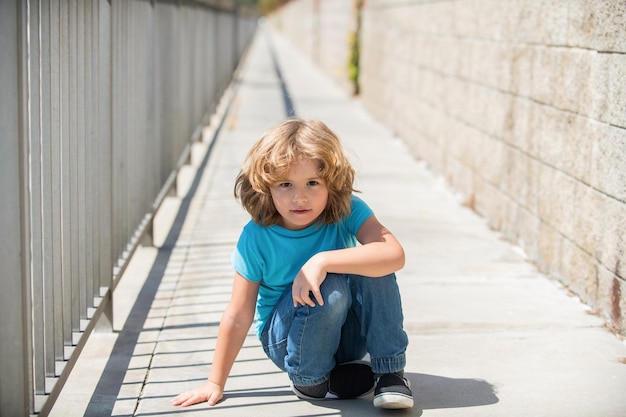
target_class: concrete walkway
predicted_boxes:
[50,23,626,417]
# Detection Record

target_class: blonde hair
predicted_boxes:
[234,119,356,227]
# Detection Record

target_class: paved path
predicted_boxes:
[50,23,626,417]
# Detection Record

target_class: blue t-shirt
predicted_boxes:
[231,195,374,336]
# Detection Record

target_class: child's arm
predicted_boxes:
[172,273,259,407]
[292,215,405,307]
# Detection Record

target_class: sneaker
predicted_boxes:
[292,385,339,400]
[293,361,375,400]
[373,372,414,409]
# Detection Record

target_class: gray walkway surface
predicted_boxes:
[50,23,626,417]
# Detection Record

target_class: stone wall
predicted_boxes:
[271,0,626,334]
[270,0,356,93]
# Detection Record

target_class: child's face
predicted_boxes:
[270,157,328,230]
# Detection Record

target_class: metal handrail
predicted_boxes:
[0,1,257,415]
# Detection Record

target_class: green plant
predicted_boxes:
[347,0,363,95]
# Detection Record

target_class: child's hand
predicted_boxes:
[171,381,223,407]
[292,254,327,307]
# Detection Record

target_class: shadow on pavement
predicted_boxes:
[408,373,499,410]
[82,94,231,417]
[282,372,498,417]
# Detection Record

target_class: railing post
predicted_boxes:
[0,0,31,415]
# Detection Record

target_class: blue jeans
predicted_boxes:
[260,273,408,387]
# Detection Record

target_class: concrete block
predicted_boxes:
[552,48,593,113]
[500,146,526,205]
[567,0,626,51]
[572,184,604,259]
[509,156,541,217]
[606,53,626,126]
[486,89,516,142]
[560,236,599,303]
[497,193,519,241]
[529,46,558,105]
[537,221,564,276]
[596,196,626,279]
[597,266,626,331]
[529,1,570,45]
[457,121,484,172]
[502,95,531,153]
[511,30,622,127]
[517,205,541,260]
[535,166,567,233]
[484,185,508,232]
[473,179,501,227]
[509,44,535,96]
[534,107,588,182]
[475,133,506,187]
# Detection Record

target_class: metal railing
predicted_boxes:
[0,1,257,415]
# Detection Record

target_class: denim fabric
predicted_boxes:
[260,273,408,387]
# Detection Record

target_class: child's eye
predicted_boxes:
[307,180,319,186]
[278,182,292,188]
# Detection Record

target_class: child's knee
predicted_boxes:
[319,274,351,315]
[323,273,350,298]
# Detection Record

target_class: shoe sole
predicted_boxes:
[292,385,339,400]
[292,360,375,401]
[373,393,414,409]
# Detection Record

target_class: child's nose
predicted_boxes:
[293,190,307,203]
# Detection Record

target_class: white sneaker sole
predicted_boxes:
[373,393,414,409]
